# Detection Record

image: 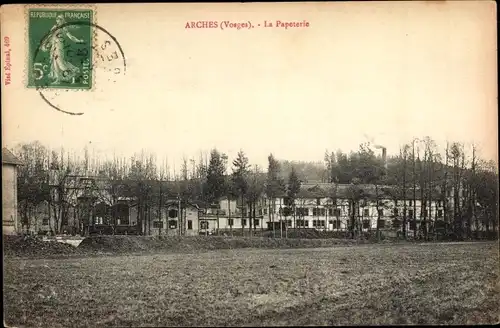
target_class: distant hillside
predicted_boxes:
[278,160,328,183]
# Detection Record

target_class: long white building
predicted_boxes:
[206,182,448,235]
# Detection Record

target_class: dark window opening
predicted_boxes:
[297,219,309,227]
[410,221,417,230]
[330,220,341,229]
[313,220,325,228]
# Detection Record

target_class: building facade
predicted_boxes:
[2,148,22,235]
[130,200,202,236]
[206,183,448,236]
[19,173,468,237]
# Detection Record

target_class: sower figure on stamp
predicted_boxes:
[41,15,84,85]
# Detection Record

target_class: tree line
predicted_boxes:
[12,137,498,239]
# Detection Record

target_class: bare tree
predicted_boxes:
[15,142,51,233]
[128,151,158,235]
[398,144,411,239]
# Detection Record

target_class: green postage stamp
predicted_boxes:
[27,8,93,89]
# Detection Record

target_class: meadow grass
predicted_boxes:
[3,242,498,326]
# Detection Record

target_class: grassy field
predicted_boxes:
[3,242,499,327]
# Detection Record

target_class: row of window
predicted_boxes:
[264,219,379,229]
[153,220,196,230]
[277,219,432,230]
[296,220,341,228]
[281,198,445,207]
[155,218,430,230]
[43,216,441,231]
[278,208,342,217]
[271,207,445,218]
[152,219,265,230]
[43,208,444,227]
[227,218,260,227]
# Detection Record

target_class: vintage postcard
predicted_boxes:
[1,2,498,327]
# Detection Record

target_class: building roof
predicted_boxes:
[277,182,444,200]
[2,148,22,165]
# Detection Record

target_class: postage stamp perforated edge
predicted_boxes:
[23,4,98,92]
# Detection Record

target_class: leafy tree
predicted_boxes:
[206,149,227,233]
[287,166,301,233]
[232,150,250,235]
[206,149,227,203]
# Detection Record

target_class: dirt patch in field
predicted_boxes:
[3,235,80,257]
[77,235,365,254]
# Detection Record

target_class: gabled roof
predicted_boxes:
[2,148,22,165]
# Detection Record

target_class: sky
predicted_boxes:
[2,2,497,173]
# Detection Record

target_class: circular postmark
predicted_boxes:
[33,20,126,115]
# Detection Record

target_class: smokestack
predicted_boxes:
[382,147,387,169]
[374,145,388,170]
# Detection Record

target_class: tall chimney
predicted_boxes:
[382,147,387,170]
[374,144,388,171]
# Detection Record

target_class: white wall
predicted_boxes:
[250,196,446,231]
[2,164,18,234]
